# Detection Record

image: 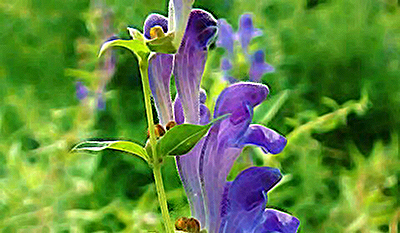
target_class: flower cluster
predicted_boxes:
[75,9,116,111]
[143,5,300,233]
[217,14,274,83]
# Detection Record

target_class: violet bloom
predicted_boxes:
[144,14,174,125]
[96,92,106,110]
[76,81,88,100]
[175,82,299,232]
[249,50,274,82]
[216,19,235,55]
[219,166,300,233]
[220,58,237,83]
[144,8,298,232]
[144,10,217,224]
[237,13,262,53]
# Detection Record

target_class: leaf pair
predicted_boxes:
[71,120,215,164]
[98,27,176,62]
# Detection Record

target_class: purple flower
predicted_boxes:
[143,14,174,125]
[76,81,88,100]
[198,83,291,231]
[173,9,217,124]
[144,10,216,125]
[170,9,218,225]
[96,92,106,110]
[144,8,298,232]
[219,167,300,233]
[220,58,238,83]
[144,11,217,224]
[249,50,274,82]
[174,82,298,232]
[237,13,262,53]
[216,19,235,55]
[216,14,272,84]
[144,14,169,40]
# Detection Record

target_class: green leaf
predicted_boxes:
[156,115,229,157]
[156,123,211,157]
[146,32,177,54]
[71,140,149,162]
[127,27,145,42]
[98,38,150,61]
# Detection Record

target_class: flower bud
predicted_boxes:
[166,120,177,130]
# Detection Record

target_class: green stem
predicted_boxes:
[153,163,174,232]
[139,57,157,150]
[138,56,174,233]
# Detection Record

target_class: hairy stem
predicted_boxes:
[138,57,174,233]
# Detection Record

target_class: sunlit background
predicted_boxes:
[1,0,400,232]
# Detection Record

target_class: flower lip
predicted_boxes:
[76,81,88,100]
[199,89,207,104]
[183,9,218,48]
[238,124,287,154]
[228,166,282,211]
[143,13,169,40]
[254,50,265,63]
[239,13,254,29]
[216,19,234,54]
[214,82,269,119]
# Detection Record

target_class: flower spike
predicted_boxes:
[249,50,274,82]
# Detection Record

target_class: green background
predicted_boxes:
[0,0,400,232]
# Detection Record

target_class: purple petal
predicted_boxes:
[174,9,217,124]
[228,167,282,211]
[214,82,269,119]
[174,11,217,224]
[253,209,300,233]
[175,141,207,226]
[199,83,271,231]
[200,126,244,232]
[143,13,169,40]
[199,89,210,125]
[143,14,174,125]
[219,167,283,233]
[173,95,185,125]
[174,94,208,226]
[96,92,106,110]
[249,50,274,82]
[217,19,235,55]
[200,104,211,125]
[148,53,174,125]
[238,124,287,154]
[221,58,236,83]
[237,14,262,53]
[76,81,88,100]
[199,89,207,104]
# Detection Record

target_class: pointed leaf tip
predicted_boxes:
[71,140,149,162]
[156,123,211,157]
[156,114,229,157]
[98,38,150,60]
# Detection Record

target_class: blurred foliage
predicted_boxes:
[1,0,400,232]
